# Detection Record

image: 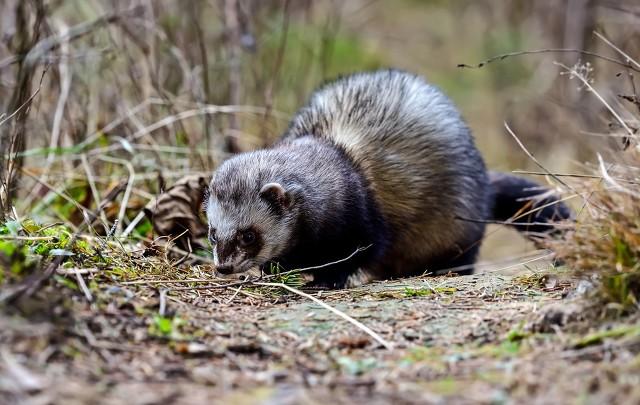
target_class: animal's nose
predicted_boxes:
[216,264,234,274]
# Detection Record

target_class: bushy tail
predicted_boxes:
[489,171,572,241]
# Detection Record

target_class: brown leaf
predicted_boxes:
[144,174,210,251]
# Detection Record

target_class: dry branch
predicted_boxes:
[254,281,394,350]
[457,48,640,73]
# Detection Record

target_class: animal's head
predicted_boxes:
[205,155,301,275]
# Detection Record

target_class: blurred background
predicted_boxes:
[1,0,639,266]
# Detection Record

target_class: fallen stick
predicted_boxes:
[254,281,394,351]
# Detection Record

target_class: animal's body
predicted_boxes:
[206,70,570,288]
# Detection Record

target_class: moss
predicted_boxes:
[403,286,457,298]
[403,287,433,297]
[573,325,640,349]
[505,324,529,342]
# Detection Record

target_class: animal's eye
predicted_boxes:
[239,230,256,247]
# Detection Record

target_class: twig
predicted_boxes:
[223,0,242,153]
[23,6,141,67]
[226,285,243,304]
[512,170,639,184]
[159,288,168,316]
[134,245,371,291]
[504,122,573,190]
[98,156,135,235]
[69,97,287,153]
[434,251,556,276]
[57,268,99,275]
[20,168,91,217]
[457,48,640,73]
[46,21,72,165]
[0,349,45,392]
[503,123,594,213]
[74,271,93,302]
[598,154,640,199]
[555,61,636,140]
[261,0,291,142]
[126,106,270,143]
[455,216,573,227]
[0,235,56,241]
[173,235,193,267]
[121,211,146,238]
[0,1,48,220]
[121,278,226,285]
[0,179,124,304]
[254,281,394,350]
[81,154,109,227]
[0,73,46,128]
[275,245,372,275]
[593,31,640,70]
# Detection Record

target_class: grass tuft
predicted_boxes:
[552,158,640,311]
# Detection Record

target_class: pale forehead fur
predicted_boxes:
[207,151,298,260]
[207,152,273,236]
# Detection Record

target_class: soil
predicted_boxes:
[1,264,640,405]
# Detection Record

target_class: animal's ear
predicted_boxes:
[260,182,292,209]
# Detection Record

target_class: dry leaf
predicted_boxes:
[144,174,209,251]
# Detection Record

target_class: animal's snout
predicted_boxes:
[216,264,234,274]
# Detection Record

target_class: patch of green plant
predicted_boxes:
[53,183,89,220]
[149,315,188,340]
[476,340,522,359]
[436,287,457,294]
[14,144,86,159]
[2,219,81,255]
[336,356,378,376]
[423,377,461,396]
[131,217,153,239]
[0,240,38,283]
[513,272,549,289]
[613,236,636,269]
[474,323,533,358]
[372,290,405,299]
[601,273,640,310]
[494,340,521,357]
[573,325,640,349]
[1,220,22,235]
[505,323,529,342]
[269,263,305,288]
[400,346,447,367]
[403,286,457,297]
[403,287,432,297]
[60,343,83,359]
[31,226,73,256]
[54,275,78,291]
[0,219,107,286]
[105,266,144,282]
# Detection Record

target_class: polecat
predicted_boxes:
[205,70,570,288]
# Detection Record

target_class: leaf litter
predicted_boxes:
[1,233,640,404]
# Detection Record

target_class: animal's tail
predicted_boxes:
[488,171,572,242]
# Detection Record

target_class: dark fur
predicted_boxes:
[261,137,391,288]
[207,70,571,288]
[488,171,572,237]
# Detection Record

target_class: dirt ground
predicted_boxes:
[1,261,640,405]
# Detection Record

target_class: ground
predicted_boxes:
[2,258,640,405]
